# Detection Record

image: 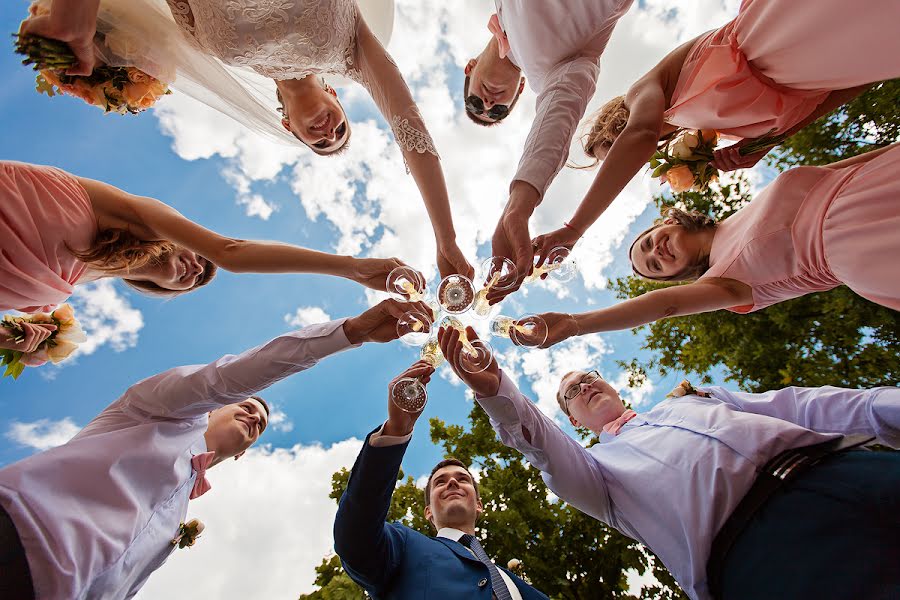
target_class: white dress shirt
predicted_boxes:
[477,372,899,600]
[494,0,634,196]
[0,319,356,600]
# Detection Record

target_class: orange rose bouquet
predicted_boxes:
[0,304,87,379]
[649,129,721,193]
[14,4,170,114]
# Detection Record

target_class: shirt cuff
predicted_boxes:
[368,421,413,447]
[474,370,524,426]
[293,318,360,355]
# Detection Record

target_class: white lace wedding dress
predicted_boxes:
[164,0,438,156]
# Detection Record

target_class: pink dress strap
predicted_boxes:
[0,162,98,313]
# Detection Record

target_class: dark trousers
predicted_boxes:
[0,504,35,600]
[722,450,900,600]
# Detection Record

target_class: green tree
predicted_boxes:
[299,407,686,600]
[611,79,900,392]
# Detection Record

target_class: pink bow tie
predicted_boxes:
[602,409,637,436]
[190,451,215,500]
[487,14,510,59]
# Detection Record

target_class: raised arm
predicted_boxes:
[536,278,751,347]
[19,0,100,75]
[707,385,900,448]
[353,16,473,279]
[78,176,408,291]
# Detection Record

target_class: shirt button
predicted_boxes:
[478,578,488,587]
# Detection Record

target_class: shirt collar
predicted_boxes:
[436,527,469,542]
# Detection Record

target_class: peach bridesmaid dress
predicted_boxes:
[664,0,900,138]
[0,162,97,313]
[700,144,900,313]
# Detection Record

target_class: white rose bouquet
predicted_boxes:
[649,129,721,193]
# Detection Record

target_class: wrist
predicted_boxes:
[341,319,363,345]
[383,417,415,437]
[508,181,541,215]
[571,313,586,336]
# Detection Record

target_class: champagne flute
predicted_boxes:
[396,309,434,347]
[490,314,549,348]
[437,274,476,314]
[440,316,495,374]
[472,257,518,317]
[391,335,444,413]
[524,246,578,283]
[387,266,427,301]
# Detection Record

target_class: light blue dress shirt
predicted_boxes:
[477,373,899,600]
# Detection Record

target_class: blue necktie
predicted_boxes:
[459,533,514,600]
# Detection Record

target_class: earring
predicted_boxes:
[281,117,291,130]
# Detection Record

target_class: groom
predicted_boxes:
[0,298,430,600]
[463,0,634,296]
[334,362,550,599]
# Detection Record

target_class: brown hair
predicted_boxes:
[249,395,270,416]
[628,207,717,282]
[425,458,480,505]
[276,87,351,156]
[72,228,217,297]
[462,75,520,127]
[556,370,583,415]
[581,95,629,167]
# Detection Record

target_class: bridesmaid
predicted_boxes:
[530,143,900,347]
[0,161,410,352]
[531,0,900,257]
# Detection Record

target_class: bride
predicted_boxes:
[21,0,473,279]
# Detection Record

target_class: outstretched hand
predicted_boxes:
[19,0,100,76]
[438,326,501,397]
[488,210,533,303]
[384,360,434,436]
[531,226,580,268]
[349,257,415,292]
[342,298,434,345]
[437,241,475,281]
[712,141,770,172]
[531,312,579,349]
[0,322,57,353]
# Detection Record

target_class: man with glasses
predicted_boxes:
[463,1,634,296]
[438,326,900,600]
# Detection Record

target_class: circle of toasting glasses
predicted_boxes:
[438,274,476,314]
[472,257,518,318]
[525,246,578,283]
[490,314,549,348]
[390,334,446,413]
[440,316,494,373]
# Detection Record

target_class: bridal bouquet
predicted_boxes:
[14,5,170,114]
[649,129,721,193]
[0,304,87,379]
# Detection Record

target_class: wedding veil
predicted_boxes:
[31,0,395,145]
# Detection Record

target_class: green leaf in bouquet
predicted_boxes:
[35,73,58,96]
[650,163,670,178]
[649,158,660,168]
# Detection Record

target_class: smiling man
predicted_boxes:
[0,298,427,600]
[439,326,900,600]
[334,362,549,599]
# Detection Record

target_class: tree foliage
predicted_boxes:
[299,406,686,600]
[612,80,900,392]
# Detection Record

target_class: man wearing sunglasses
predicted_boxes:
[438,326,900,600]
[463,0,634,299]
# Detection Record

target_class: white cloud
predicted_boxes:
[136,438,364,599]
[68,280,144,356]
[284,306,332,328]
[6,418,81,451]
[266,407,295,433]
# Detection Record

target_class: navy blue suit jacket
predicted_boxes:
[334,428,549,599]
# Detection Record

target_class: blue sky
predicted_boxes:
[0,1,745,596]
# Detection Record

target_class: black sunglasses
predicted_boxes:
[465,95,511,121]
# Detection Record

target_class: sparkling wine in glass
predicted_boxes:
[390,334,445,413]
[472,257,518,317]
[437,274,476,314]
[440,316,494,373]
[396,309,434,347]
[387,266,427,302]
[524,246,577,283]
[490,314,549,348]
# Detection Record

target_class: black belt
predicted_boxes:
[707,434,874,600]
[0,504,36,600]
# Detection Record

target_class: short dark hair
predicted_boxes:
[249,395,270,416]
[424,458,480,505]
[462,75,516,127]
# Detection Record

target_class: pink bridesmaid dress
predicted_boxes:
[0,162,98,313]
[700,144,900,313]
[664,0,900,139]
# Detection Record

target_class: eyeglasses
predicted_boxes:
[562,370,601,415]
[465,95,511,121]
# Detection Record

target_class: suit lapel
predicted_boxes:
[433,536,485,566]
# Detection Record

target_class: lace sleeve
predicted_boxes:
[347,16,439,162]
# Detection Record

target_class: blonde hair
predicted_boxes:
[72,228,217,297]
[628,207,717,282]
[581,95,629,167]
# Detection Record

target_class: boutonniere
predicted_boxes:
[666,379,709,399]
[507,558,522,571]
[172,518,205,549]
